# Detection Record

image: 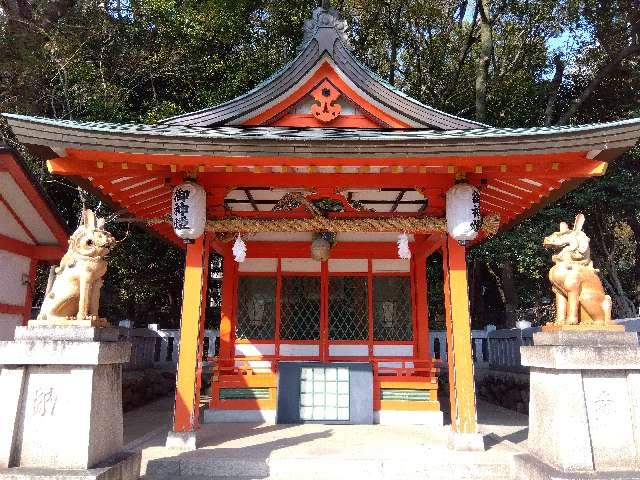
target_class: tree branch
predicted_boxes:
[544,54,565,126]
[556,43,640,125]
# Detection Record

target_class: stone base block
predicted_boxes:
[447,431,485,451]
[374,410,443,426]
[540,324,625,333]
[27,318,110,329]
[14,326,119,342]
[522,331,640,472]
[165,431,197,450]
[514,453,640,480]
[0,451,140,480]
[0,326,132,471]
[203,409,276,424]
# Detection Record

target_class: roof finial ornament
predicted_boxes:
[300,0,351,53]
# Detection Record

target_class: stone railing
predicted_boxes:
[485,327,539,372]
[123,324,537,372]
[429,328,491,366]
[121,324,219,371]
[429,326,539,372]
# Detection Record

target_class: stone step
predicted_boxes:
[145,455,513,480]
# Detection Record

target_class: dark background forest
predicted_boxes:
[1,0,640,330]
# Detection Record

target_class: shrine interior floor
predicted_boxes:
[123,396,528,479]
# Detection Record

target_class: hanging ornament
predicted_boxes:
[397,233,411,259]
[171,181,206,242]
[311,232,334,261]
[445,183,481,245]
[233,234,247,263]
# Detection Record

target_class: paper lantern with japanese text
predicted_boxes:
[172,182,206,242]
[445,183,481,244]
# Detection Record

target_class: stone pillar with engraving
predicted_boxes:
[0,325,140,480]
[514,331,640,480]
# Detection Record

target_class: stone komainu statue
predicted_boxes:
[543,213,613,327]
[37,209,115,325]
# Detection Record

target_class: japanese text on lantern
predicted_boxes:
[173,188,191,230]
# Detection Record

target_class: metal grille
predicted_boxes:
[329,276,368,340]
[373,276,413,341]
[236,276,276,340]
[280,276,321,340]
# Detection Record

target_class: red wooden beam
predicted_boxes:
[63,147,589,170]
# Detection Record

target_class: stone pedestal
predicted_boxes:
[515,331,640,480]
[0,325,140,479]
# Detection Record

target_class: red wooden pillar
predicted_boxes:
[413,247,429,361]
[218,245,238,362]
[167,234,209,448]
[442,235,483,450]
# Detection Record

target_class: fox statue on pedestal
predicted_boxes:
[542,213,614,328]
[36,209,115,326]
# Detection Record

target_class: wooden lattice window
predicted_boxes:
[236,276,276,340]
[372,276,413,341]
[329,276,369,340]
[280,276,321,340]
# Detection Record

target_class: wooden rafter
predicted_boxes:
[244,189,259,212]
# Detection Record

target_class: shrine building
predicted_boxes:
[4,4,640,449]
[0,145,68,340]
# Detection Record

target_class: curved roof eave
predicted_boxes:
[4,113,640,159]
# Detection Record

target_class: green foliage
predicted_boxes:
[2,0,640,325]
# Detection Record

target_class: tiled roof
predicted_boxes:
[158,6,485,130]
[5,113,640,142]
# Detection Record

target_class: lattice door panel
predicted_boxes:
[236,276,276,340]
[280,276,321,340]
[328,276,368,340]
[373,276,413,341]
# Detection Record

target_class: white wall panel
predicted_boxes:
[328,344,369,356]
[235,343,276,356]
[280,344,319,356]
[328,259,368,273]
[373,344,413,357]
[372,259,410,273]
[0,313,20,340]
[0,250,30,305]
[0,201,32,244]
[238,258,278,273]
[281,258,321,272]
[0,173,56,244]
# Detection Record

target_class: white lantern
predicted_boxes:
[445,183,481,244]
[172,181,206,242]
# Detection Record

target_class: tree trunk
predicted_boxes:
[475,0,492,122]
[486,263,508,328]
[593,218,636,318]
[556,43,640,125]
[626,215,640,309]
[500,262,518,326]
[544,54,565,126]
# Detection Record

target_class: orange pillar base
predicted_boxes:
[442,235,484,451]
[168,235,209,449]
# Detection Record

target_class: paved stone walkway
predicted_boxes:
[122,397,529,479]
